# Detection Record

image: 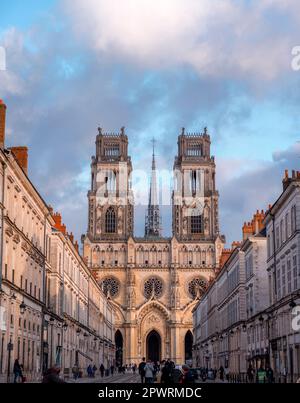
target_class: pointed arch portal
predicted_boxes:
[146,330,161,363]
[185,330,193,363]
[115,330,123,368]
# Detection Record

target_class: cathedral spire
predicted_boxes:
[145,138,162,238]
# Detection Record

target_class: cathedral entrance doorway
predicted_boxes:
[115,330,123,368]
[146,330,161,363]
[184,330,193,364]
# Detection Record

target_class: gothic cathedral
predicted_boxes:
[82,127,225,365]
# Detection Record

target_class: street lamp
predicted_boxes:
[289,299,296,309]
[63,322,68,332]
[258,314,264,323]
[242,323,247,332]
[19,301,26,315]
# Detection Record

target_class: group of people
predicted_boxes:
[117,363,138,374]
[138,358,195,384]
[85,363,115,378]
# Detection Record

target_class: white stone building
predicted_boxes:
[0,100,115,382]
[193,211,267,379]
[264,170,300,382]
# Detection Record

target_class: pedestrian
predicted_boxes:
[13,359,23,383]
[266,365,274,383]
[72,364,79,380]
[42,366,66,384]
[87,364,93,377]
[219,365,224,381]
[132,363,136,374]
[257,366,266,383]
[144,360,154,383]
[180,365,195,384]
[161,360,172,383]
[100,363,105,377]
[92,364,97,377]
[138,357,146,383]
[110,364,114,376]
[247,364,254,383]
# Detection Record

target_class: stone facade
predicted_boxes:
[83,127,225,365]
[264,170,300,382]
[193,211,268,378]
[0,100,115,382]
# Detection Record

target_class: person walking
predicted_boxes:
[13,359,23,383]
[144,360,154,383]
[219,365,225,381]
[110,364,114,376]
[180,365,195,384]
[100,363,105,378]
[266,366,274,383]
[138,357,146,384]
[92,364,97,378]
[247,364,254,383]
[257,366,266,383]
[72,364,79,380]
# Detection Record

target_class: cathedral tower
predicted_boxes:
[87,127,134,242]
[172,127,219,241]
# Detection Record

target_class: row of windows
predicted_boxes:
[276,255,298,299]
[4,264,41,300]
[267,204,296,257]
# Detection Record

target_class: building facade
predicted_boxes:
[0,100,115,382]
[82,127,225,365]
[265,170,300,382]
[193,211,268,379]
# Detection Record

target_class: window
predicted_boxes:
[12,269,15,284]
[191,214,202,234]
[291,205,296,233]
[275,226,280,250]
[287,259,292,293]
[282,263,286,296]
[105,207,116,233]
[25,279,28,292]
[20,275,23,289]
[280,220,283,244]
[293,255,298,290]
[277,267,281,299]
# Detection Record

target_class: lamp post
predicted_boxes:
[49,317,55,367]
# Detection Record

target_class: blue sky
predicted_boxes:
[1,0,300,245]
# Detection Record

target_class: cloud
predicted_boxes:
[218,142,300,244]
[1,1,300,245]
[64,0,300,80]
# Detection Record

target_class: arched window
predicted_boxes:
[105,207,116,233]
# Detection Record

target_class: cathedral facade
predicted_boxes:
[82,128,225,365]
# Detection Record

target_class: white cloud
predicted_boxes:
[64,0,300,79]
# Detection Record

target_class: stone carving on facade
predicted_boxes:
[147,314,160,324]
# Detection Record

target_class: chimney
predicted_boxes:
[52,212,66,234]
[282,169,292,191]
[9,146,28,174]
[0,99,6,149]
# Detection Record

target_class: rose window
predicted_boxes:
[101,277,120,298]
[144,277,163,299]
[188,278,207,299]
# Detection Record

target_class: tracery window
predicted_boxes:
[188,278,207,299]
[105,207,116,233]
[144,277,163,299]
[101,277,120,298]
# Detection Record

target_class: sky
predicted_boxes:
[1,0,300,246]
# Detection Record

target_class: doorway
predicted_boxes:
[146,330,161,363]
[115,330,123,368]
[185,330,193,363]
